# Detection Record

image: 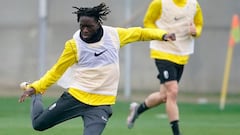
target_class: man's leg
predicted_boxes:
[82,105,112,135]
[31,94,44,126]
[127,87,167,129]
[164,80,180,135]
[30,92,84,131]
[156,60,183,135]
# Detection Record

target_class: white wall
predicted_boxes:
[0,0,240,94]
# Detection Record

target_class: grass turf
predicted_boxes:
[0,97,239,135]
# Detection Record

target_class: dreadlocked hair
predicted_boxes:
[72,2,111,24]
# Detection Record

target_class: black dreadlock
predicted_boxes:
[72,2,111,24]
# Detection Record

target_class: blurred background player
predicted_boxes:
[127,0,204,135]
[18,2,176,135]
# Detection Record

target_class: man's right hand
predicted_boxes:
[19,88,36,103]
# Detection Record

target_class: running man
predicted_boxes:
[127,0,204,135]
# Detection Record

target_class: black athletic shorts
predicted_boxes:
[154,59,184,84]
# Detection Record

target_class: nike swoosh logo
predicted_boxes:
[94,49,107,57]
[174,16,184,21]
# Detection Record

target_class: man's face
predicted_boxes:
[79,16,100,40]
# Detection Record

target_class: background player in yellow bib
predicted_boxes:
[127,0,204,135]
[18,2,176,135]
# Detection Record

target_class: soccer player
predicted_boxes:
[18,3,176,135]
[127,0,204,135]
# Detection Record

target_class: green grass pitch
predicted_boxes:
[0,97,240,135]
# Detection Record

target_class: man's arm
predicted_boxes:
[30,40,77,94]
[143,0,162,28]
[193,2,204,37]
[117,27,175,47]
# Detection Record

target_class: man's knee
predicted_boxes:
[165,82,178,97]
[33,125,45,131]
[32,120,48,131]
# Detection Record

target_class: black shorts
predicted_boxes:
[155,59,184,84]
